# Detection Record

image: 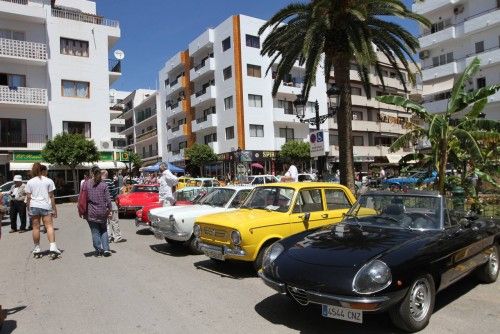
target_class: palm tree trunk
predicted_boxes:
[438,139,448,195]
[333,56,355,193]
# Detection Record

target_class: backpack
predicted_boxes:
[78,180,88,218]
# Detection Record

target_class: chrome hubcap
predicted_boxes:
[409,279,431,322]
[489,248,498,276]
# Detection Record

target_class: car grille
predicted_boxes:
[202,226,226,238]
[287,286,309,306]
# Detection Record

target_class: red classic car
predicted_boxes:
[134,187,212,228]
[116,184,159,217]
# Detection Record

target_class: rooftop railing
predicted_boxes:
[52,8,119,28]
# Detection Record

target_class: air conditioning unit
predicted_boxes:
[454,5,464,14]
[419,50,430,59]
[100,140,113,150]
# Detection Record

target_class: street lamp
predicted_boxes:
[126,147,133,178]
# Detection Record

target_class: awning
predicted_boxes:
[386,154,403,164]
[9,161,126,171]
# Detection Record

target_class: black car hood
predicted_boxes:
[284,223,424,268]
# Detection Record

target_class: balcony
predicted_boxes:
[350,94,406,112]
[191,86,216,108]
[167,149,185,162]
[108,59,121,84]
[191,113,217,133]
[136,129,158,143]
[419,26,456,49]
[277,81,303,96]
[0,133,46,150]
[207,141,218,153]
[273,108,301,124]
[141,149,159,160]
[51,8,119,28]
[167,124,188,140]
[421,61,458,81]
[190,57,215,82]
[466,47,500,68]
[0,38,47,65]
[167,100,184,117]
[189,29,215,56]
[412,0,459,15]
[0,86,47,107]
[0,0,46,22]
[424,99,449,114]
[464,9,500,35]
[110,118,125,126]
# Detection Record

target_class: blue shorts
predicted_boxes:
[29,207,52,217]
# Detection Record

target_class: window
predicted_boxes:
[245,34,260,48]
[477,77,486,89]
[164,79,169,88]
[279,128,294,141]
[225,126,235,140]
[222,37,231,51]
[179,141,187,149]
[475,41,484,54]
[353,136,364,146]
[0,118,27,147]
[432,52,454,67]
[0,73,26,87]
[351,87,362,96]
[230,190,251,208]
[224,96,233,110]
[63,121,91,138]
[62,80,89,98]
[0,29,25,41]
[293,189,323,213]
[204,133,217,144]
[60,38,89,57]
[142,147,146,156]
[329,134,339,146]
[352,111,363,120]
[167,144,171,151]
[223,66,232,80]
[249,124,264,137]
[277,100,294,114]
[430,19,452,34]
[325,189,351,210]
[247,64,261,78]
[248,94,263,108]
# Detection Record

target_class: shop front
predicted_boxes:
[214,150,280,180]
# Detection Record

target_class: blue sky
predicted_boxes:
[98,0,419,92]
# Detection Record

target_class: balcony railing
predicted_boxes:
[109,59,121,73]
[0,86,47,105]
[0,0,28,5]
[52,8,119,28]
[0,133,47,148]
[0,38,47,61]
[136,129,157,141]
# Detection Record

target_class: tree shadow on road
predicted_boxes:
[193,259,256,280]
[254,294,402,334]
[149,243,191,257]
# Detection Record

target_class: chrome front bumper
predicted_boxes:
[258,270,407,312]
[150,220,190,241]
[134,218,150,228]
[197,240,246,259]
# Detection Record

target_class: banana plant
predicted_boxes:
[376,58,500,195]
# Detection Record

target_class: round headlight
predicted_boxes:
[193,224,201,237]
[262,242,284,270]
[168,214,175,222]
[230,230,241,246]
[352,260,392,294]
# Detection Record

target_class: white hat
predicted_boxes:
[13,175,22,182]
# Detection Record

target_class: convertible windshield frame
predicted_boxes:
[131,186,158,193]
[346,193,444,231]
[242,186,295,212]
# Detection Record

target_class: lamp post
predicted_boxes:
[126,147,133,178]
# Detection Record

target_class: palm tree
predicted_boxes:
[259,0,429,192]
[377,58,500,195]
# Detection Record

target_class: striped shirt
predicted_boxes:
[103,178,119,200]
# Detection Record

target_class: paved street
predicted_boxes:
[0,204,499,334]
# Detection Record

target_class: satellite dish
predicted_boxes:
[114,49,125,60]
[109,89,117,96]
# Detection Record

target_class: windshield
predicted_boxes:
[199,188,235,207]
[346,194,442,230]
[175,188,203,201]
[242,186,295,212]
[131,185,158,193]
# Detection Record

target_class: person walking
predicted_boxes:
[8,175,27,233]
[158,162,178,206]
[102,170,124,243]
[84,166,112,257]
[25,163,61,258]
[282,162,299,182]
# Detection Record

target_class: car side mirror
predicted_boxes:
[459,218,471,229]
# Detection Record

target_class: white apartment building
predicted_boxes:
[159,15,327,175]
[0,0,122,180]
[109,89,130,149]
[118,89,160,166]
[414,0,500,120]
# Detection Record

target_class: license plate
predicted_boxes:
[322,305,363,324]
[203,247,224,261]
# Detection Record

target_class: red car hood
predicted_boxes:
[117,192,158,206]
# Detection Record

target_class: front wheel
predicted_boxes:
[476,245,499,283]
[389,274,435,333]
[254,243,273,272]
[187,236,202,255]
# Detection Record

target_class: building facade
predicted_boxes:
[0,0,122,181]
[109,89,130,149]
[118,89,160,166]
[414,0,500,120]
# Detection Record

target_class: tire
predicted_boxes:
[253,242,273,272]
[187,236,202,255]
[476,245,499,284]
[389,274,435,333]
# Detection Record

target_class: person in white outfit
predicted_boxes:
[158,162,178,206]
[283,162,299,182]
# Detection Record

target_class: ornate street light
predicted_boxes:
[294,84,339,130]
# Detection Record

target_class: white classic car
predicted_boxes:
[148,186,254,252]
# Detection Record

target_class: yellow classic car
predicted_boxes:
[194,182,356,270]
[177,177,193,190]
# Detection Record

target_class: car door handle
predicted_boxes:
[321,214,328,218]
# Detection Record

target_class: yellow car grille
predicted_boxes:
[199,224,230,244]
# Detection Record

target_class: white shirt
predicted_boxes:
[380,169,386,179]
[285,165,299,182]
[159,170,178,204]
[26,176,55,210]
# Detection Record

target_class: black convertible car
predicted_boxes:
[259,191,499,332]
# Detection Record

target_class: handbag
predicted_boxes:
[78,180,88,218]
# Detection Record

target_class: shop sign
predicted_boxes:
[100,151,114,161]
[12,151,43,162]
[262,151,276,159]
[118,152,130,161]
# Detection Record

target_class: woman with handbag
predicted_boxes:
[82,165,112,257]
